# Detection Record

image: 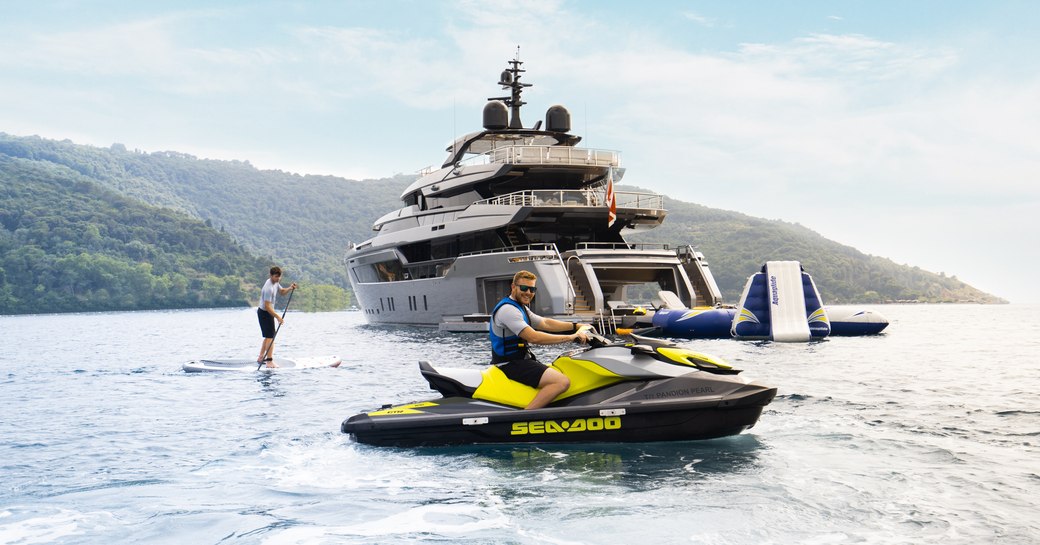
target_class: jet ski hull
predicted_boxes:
[342,383,776,447]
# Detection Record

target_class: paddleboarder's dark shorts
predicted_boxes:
[257,308,275,338]
[496,358,548,388]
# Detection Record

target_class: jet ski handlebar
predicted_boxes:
[578,326,611,348]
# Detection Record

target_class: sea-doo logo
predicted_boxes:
[510,416,622,435]
[770,275,779,306]
[643,386,714,400]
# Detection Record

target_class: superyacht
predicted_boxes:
[345,55,722,331]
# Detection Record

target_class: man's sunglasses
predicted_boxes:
[516,285,537,293]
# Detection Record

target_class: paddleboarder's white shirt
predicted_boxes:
[260,279,282,309]
[492,299,546,338]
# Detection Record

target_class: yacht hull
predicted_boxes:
[349,245,712,327]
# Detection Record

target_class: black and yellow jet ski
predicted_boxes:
[341,332,776,447]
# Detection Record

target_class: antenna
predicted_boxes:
[488,45,531,129]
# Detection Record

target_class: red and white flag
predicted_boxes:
[606,168,617,227]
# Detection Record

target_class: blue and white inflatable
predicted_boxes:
[824,306,889,336]
[651,307,737,339]
[631,261,890,341]
[731,261,830,342]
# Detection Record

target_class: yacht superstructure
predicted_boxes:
[346,55,721,330]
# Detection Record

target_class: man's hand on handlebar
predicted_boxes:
[580,326,613,347]
[572,325,599,344]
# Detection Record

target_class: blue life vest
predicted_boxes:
[490,297,531,363]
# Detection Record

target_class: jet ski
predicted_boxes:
[341,331,777,447]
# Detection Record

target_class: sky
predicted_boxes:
[2,1,1037,303]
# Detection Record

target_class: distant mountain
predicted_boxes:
[0,133,404,288]
[0,153,270,314]
[0,132,1006,314]
[628,196,1004,303]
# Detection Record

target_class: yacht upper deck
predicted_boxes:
[420,144,620,176]
[476,188,663,211]
[471,144,619,169]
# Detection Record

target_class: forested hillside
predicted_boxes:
[0,154,270,313]
[0,133,404,288]
[0,132,1005,314]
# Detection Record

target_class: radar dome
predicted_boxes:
[545,105,571,133]
[483,101,508,130]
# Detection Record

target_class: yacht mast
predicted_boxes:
[488,47,531,129]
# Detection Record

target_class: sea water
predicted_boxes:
[1,304,1037,544]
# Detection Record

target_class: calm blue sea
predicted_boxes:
[1,304,1038,544]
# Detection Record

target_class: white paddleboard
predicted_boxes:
[183,355,342,373]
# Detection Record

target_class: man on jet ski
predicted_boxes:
[490,270,591,410]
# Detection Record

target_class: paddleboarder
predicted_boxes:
[257,266,297,368]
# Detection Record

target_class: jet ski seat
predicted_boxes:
[419,360,482,397]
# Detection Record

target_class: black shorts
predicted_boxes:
[496,358,548,388]
[258,308,275,338]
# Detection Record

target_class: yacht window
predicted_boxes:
[405,262,444,279]
[400,241,433,263]
[431,238,459,260]
[353,264,377,283]
[354,260,405,283]
[522,226,595,252]
[460,231,505,254]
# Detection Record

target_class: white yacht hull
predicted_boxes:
[349,245,714,328]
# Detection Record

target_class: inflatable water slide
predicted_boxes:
[731,261,829,341]
[644,261,889,341]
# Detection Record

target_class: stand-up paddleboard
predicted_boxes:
[183,355,342,373]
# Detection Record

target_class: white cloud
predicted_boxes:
[0,9,298,97]
[556,29,1040,211]
[682,11,716,27]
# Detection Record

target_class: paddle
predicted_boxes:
[258,286,296,370]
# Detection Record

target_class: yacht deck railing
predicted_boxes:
[475,189,663,210]
[458,243,558,258]
[418,145,620,176]
[481,145,620,168]
[575,242,672,251]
